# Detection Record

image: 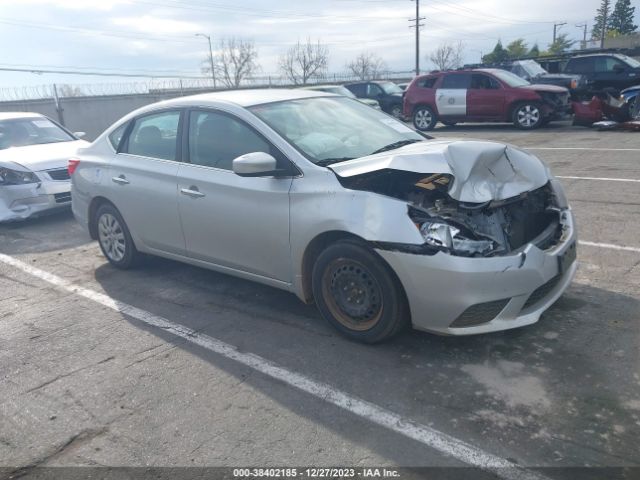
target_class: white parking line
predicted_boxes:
[558,176,640,183]
[527,147,640,152]
[0,252,547,480]
[579,241,640,253]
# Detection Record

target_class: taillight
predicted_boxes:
[68,158,80,176]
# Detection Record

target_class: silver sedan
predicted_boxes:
[71,89,577,343]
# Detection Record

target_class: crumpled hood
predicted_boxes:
[328,139,551,203]
[0,140,89,171]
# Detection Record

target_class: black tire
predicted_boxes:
[512,102,544,130]
[441,120,457,127]
[412,105,438,131]
[390,104,403,119]
[94,204,140,269]
[312,240,409,343]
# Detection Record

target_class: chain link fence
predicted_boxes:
[0,71,414,102]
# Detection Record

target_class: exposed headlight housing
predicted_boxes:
[419,221,494,256]
[0,167,39,186]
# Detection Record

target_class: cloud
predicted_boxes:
[0,0,131,10]
[112,15,202,34]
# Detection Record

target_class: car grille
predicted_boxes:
[450,298,510,328]
[48,168,70,181]
[53,192,71,204]
[522,275,562,311]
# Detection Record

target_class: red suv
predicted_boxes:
[403,69,571,130]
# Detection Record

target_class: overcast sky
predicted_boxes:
[0,0,637,91]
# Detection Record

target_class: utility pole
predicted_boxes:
[576,22,588,47]
[600,0,610,49]
[196,33,216,88]
[553,22,567,43]
[408,0,425,76]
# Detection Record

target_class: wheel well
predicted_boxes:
[300,231,367,303]
[87,196,116,240]
[412,103,435,115]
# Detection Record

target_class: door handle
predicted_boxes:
[180,187,205,198]
[112,175,130,185]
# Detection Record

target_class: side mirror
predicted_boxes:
[232,152,279,177]
[74,131,86,139]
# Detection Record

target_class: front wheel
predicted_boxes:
[312,240,409,343]
[413,106,437,131]
[95,204,140,269]
[512,102,543,130]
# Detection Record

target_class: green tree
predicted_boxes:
[592,0,612,39]
[506,38,528,59]
[609,0,638,34]
[548,33,575,54]
[482,40,509,64]
[528,44,540,57]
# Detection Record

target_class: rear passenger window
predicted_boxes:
[418,77,437,88]
[347,84,365,97]
[441,74,471,89]
[109,122,128,150]
[188,110,272,171]
[124,111,180,161]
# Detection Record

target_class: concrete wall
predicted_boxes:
[0,92,184,140]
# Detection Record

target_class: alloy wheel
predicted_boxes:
[414,109,433,130]
[516,104,541,128]
[98,213,126,262]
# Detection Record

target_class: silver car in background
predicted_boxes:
[1,112,88,222]
[71,89,577,343]
[303,85,382,110]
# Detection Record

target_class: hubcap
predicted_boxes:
[98,213,126,262]
[392,106,402,118]
[517,105,540,127]
[322,258,383,331]
[415,109,432,129]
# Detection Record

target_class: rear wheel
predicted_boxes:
[413,106,437,131]
[95,204,140,269]
[512,102,543,130]
[390,104,403,119]
[312,240,409,343]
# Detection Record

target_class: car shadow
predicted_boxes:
[94,256,640,468]
[0,209,92,255]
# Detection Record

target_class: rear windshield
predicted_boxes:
[0,117,74,150]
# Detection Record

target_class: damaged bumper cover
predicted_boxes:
[0,178,71,222]
[376,209,577,335]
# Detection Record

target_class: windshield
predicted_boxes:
[250,97,424,165]
[515,60,547,78]
[0,117,74,150]
[331,86,357,98]
[379,82,403,95]
[490,70,531,87]
[617,54,640,68]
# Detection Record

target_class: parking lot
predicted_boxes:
[1,122,639,479]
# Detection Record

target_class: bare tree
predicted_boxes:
[201,37,259,88]
[346,52,387,80]
[428,42,465,71]
[278,38,329,85]
[56,84,84,97]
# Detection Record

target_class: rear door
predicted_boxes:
[435,73,470,117]
[467,73,506,118]
[109,109,185,255]
[177,108,293,282]
[594,56,634,90]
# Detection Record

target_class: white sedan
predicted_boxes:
[0,112,89,222]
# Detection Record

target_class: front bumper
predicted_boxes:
[0,177,71,222]
[377,209,577,335]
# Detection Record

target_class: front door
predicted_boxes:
[109,109,185,255]
[467,73,505,118]
[177,109,293,282]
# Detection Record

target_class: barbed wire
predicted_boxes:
[0,70,414,102]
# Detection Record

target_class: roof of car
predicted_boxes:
[303,85,342,90]
[0,112,45,121]
[160,88,334,108]
[569,53,624,59]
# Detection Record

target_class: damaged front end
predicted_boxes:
[331,141,568,258]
